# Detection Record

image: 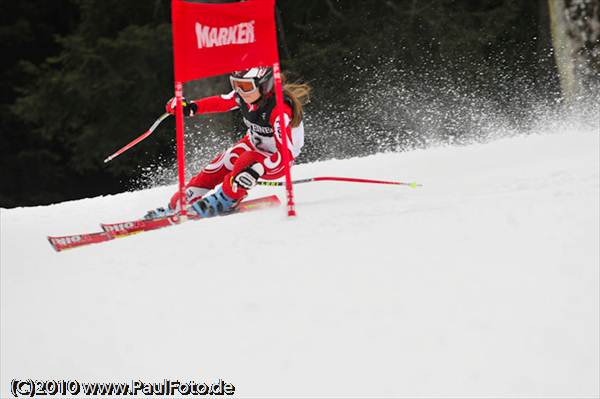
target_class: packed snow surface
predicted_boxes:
[2,127,599,397]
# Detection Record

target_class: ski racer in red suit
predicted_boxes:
[145,67,310,218]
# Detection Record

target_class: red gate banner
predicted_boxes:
[172,0,278,82]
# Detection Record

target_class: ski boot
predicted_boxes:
[144,205,176,220]
[190,186,239,217]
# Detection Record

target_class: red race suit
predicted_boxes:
[169,90,304,209]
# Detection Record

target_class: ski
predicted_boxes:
[48,195,281,252]
[48,232,114,252]
[101,195,281,236]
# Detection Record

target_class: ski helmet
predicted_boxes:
[230,67,274,95]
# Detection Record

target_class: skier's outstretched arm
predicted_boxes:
[165,91,239,116]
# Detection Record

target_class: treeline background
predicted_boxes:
[1,0,597,207]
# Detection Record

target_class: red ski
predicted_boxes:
[102,195,280,236]
[48,195,280,252]
[48,232,114,252]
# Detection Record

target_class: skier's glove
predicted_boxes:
[165,97,198,117]
[234,163,265,190]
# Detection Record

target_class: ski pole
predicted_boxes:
[258,176,422,188]
[103,113,171,163]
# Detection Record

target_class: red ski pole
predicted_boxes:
[103,113,171,163]
[258,176,422,187]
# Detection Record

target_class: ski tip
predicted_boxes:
[47,236,61,252]
[409,182,422,188]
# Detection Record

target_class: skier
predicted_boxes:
[145,67,310,219]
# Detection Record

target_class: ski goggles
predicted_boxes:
[230,76,258,94]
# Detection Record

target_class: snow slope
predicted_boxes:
[1,127,599,398]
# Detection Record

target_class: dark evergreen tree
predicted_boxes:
[6,0,173,206]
